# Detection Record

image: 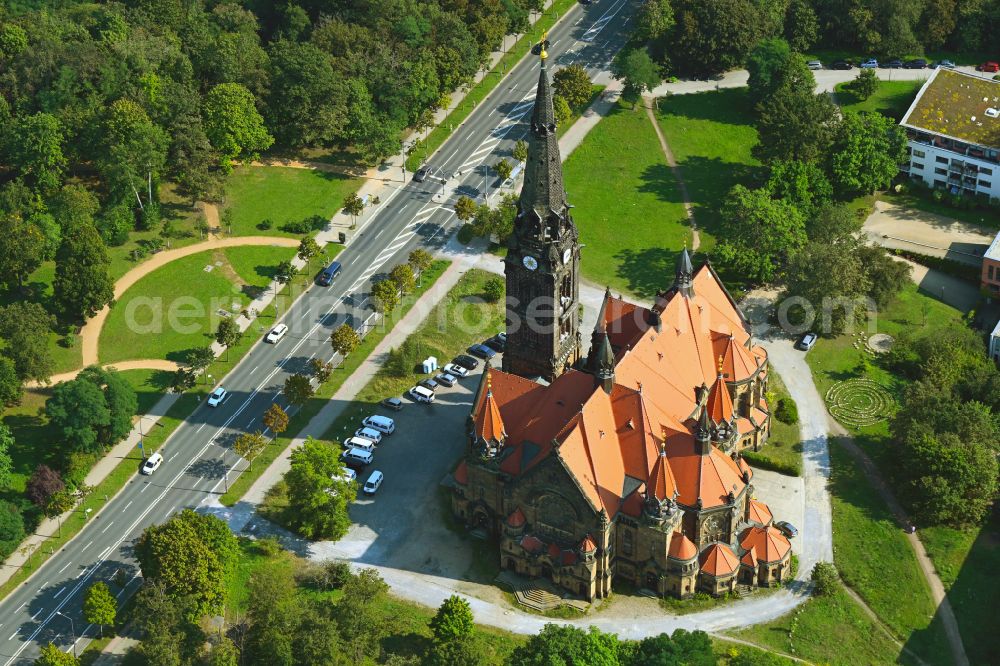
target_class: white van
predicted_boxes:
[409,385,435,404]
[354,426,383,444]
[333,468,356,483]
[344,436,375,453]
[363,470,384,494]
[362,415,395,435]
[341,447,373,467]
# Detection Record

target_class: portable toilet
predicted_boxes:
[421,356,438,374]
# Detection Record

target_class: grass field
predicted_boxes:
[834,79,924,120]
[655,88,763,246]
[99,246,296,365]
[742,370,802,476]
[730,583,911,665]
[221,166,360,238]
[562,102,691,296]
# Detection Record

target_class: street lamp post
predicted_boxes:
[55,612,76,658]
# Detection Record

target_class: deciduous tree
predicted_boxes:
[0,500,24,555]
[5,112,66,192]
[332,568,389,663]
[330,323,361,357]
[552,64,592,109]
[408,248,433,275]
[46,378,110,454]
[783,0,819,51]
[309,358,334,384]
[753,71,838,165]
[283,373,314,407]
[507,624,619,666]
[454,195,477,222]
[494,158,513,184]
[342,193,364,227]
[83,581,117,637]
[297,236,321,266]
[215,318,242,360]
[262,403,289,436]
[371,279,400,313]
[0,213,46,292]
[285,437,354,540]
[829,111,907,196]
[389,263,415,295]
[26,465,63,509]
[0,357,22,406]
[185,346,215,378]
[53,221,114,322]
[765,160,833,220]
[846,67,880,101]
[611,47,660,107]
[0,424,13,489]
[0,302,54,383]
[35,643,78,666]
[233,431,268,471]
[632,629,715,666]
[716,185,807,283]
[810,561,839,596]
[202,83,273,171]
[635,0,675,42]
[430,595,474,644]
[512,139,529,164]
[668,0,766,76]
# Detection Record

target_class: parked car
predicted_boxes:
[796,333,818,351]
[935,59,956,69]
[884,58,904,68]
[413,166,431,183]
[207,387,227,407]
[831,60,852,70]
[333,468,356,483]
[468,343,496,360]
[904,58,927,69]
[409,385,435,403]
[443,363,469,378]
[860,58,878,68]
[141,452,163,475]
[265,323,288,343]
[434,373,456,387]
[774,521,799,538]
[341,447,373,469]
[380,397,404,411]
[977,61,1000,72]
[355,426,383,444]
[343,437,375,454]
[452,355,480,371]
[418,378,439,391]
[362,415,395,434]
[806,60,823,70]
[484,335,506,352]
[363,470,384,494]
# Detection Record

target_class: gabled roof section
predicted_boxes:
[705,369,734,424]
[741,546,758,568]
[901,69,1000,149]
[747,499,773,526]
[700,543,739,577]
[739,525,791,564]
[474,377,507,444]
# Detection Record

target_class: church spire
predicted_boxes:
[674,246,694,298]
[516,32,571,241]
[591,329,615,394]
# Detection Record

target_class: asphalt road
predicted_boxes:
[0,1,638,662]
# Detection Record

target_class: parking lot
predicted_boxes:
[313,351,500,586]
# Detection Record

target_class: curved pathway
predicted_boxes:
[28,360,181,389]
[77,236,300,370]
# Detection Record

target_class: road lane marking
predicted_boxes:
[15,603,25,612]
[57,562,71,574]
[245,418,254,428]
[196,423,206,433]
[8,632,16,641]
[37,582,47,591]
[53,588,65,599]
[29,609,42,621]
[139,483,148,493]
[99,521,114,534]
[122,501,132,512]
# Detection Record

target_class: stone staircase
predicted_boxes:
[497,571,591,613]
[734,583,755,597]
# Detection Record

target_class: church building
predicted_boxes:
[450,43,792,601]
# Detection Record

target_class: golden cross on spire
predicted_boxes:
[539,31,548,60]
[717,354,724,376]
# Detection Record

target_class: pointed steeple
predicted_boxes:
[696,402,712,456]
[474,372,507,451]
[515,33,572,241]
[705,355,734,426]
[592,329,615,394]
[674,246,694,298]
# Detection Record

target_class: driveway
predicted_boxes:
[862,200,994,266]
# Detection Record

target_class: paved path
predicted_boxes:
[73,236,300,369]
[862,200,993,265]
[642,97,700,250]
[894,256,981,312]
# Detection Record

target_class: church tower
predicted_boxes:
[502,35,581,382]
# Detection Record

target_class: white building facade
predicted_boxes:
[900,69,1000,202]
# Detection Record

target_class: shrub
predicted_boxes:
[255,536,283,557]
[280,215,326,234]
[0,500,24,557]
[256,218,274,230]
[775,397,798,424]
[298,560,353,591]
[483,277,504,302]
[811,561,839,596]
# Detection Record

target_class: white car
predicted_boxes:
[363,470,384,494]
[265,324,288,343]
[141,452,163,475]
[333,468,357,483]
[355,427,383,444]
[443,363,468,378]
[207,387,227,407]
[807,60,823,70]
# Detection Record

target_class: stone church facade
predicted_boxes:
[451,45,791,601]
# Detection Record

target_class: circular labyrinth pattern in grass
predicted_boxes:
[825,379,896,428]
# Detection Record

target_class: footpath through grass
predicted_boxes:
[563,101,691,297]
[730,583,913,665]
[405,0,576,172]
[219,260,451,505]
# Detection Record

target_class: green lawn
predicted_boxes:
[99,246,296,365]
[556,84,606,139]
[221,166,361,237]
[826,441,952,663]
[655,88,763,247]
[730,583,912,665]
[562,102,691,297]
[114,368,177,416]
[222,244,302,294]
[742,370,802,476]
[834,79,924,120]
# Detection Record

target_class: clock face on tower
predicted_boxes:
[522,255,539,271]
[562,248,572,264]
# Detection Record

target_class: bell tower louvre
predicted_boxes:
[502,34,581,382]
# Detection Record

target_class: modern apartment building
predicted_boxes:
[900,69,1000,201]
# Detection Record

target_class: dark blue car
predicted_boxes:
[468,344,496,360]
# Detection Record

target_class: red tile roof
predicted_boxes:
[747,500,772,526]
[705,372,734,424]
[739,525,791,564]
[547,543,561,559]
[579,535,597,553]
[520,535,543,553]
[454,460,468,485]
[700,543,739,577]
[668,532,697,561]
[506,507,526,528]
[741,546,758,568]
[474,378,507,444]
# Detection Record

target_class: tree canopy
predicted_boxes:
[285,437,354,540]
